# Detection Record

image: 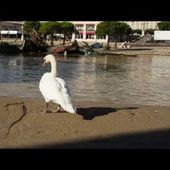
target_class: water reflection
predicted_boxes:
[0,53,170,106]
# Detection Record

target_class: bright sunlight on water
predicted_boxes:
[1,53,170,106]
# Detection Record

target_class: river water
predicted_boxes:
[0,53,170,106]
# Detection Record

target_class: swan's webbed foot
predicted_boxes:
[42,103,52,113]
[56,105,61,112]
[46,109,52,113]
[49,105,61,113]
[48,105,61,113]
[41,109,52,113]
[42,103,61,113]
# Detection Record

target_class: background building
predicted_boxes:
[0,21,24,31]
[71,21,160,43]
[71,21,108,43]
[125,21,159,30]
[0,21,24,39]
[125,21,160,35]
[0,21,160,43]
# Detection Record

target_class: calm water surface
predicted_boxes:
[1,53,170,106]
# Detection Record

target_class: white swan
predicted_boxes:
[39,54,76,114]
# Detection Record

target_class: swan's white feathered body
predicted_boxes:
[39,54,76,114]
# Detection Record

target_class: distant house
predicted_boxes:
[70,21,108,44]
[70,21,160,43]
[0,21,24,39]
[0,21,23,31]
[125,21,160,35]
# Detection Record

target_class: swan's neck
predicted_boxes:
[50,59,57,77]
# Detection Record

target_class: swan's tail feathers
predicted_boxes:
[67,104,77,114]
[62,104,77,114]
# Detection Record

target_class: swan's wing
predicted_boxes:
[55,77,76,113]
[39,74,65,104]
[56,77,71,101]
[39,74,76,113]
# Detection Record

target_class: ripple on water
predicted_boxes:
[1,54,170,106]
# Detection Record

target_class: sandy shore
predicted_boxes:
[0,96,170,149]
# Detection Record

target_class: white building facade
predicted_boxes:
[71,21,108,44]
[70,21,160,43]
[0,21,160,43]
[0,21,24,31]
[124,21,160,35]
[0,21,24,40]
[125,21,159,30]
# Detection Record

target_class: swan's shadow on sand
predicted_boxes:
[77,107,138,120]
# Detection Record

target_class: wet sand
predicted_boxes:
[0,96,170,149]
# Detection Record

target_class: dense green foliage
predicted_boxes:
[96,21,132,49]
[144,29,154,35]
[132,29,142,35]
[157,21,170,30]
[23,21,41,33]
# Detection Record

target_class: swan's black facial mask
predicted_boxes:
[42,58,46,67]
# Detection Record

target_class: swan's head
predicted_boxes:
[42,54,55,67]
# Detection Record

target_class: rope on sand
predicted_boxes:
[4,102,27,136]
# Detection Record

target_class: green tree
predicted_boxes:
[144,29,154,35]
[96,21,132,50]
[96,21,111,48]
[60,22,75,45]
[39,21,61,46]
[115,22,132,42]
[158,21,170,30]
[132,29,142,35]
[23,21,41,34]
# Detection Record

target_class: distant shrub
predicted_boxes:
[132,29,142,35]
[144,29,154,35]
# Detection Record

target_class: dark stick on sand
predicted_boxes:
[4,102,27,136]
